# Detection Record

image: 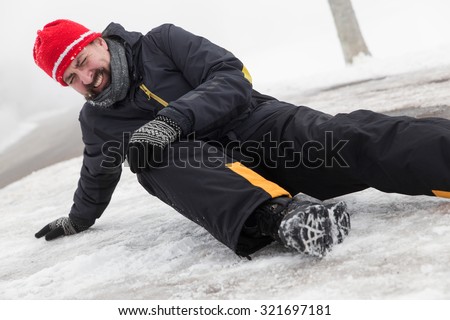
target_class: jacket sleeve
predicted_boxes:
[154,24,253,137]
[69,110,122,226]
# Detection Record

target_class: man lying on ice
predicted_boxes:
[33,19,450,258]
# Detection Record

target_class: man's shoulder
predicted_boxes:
[102,22,173,36]
[149,23,174,32]
[102,22,143,45]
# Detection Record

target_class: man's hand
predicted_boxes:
[127,115,181,173]
[35,217,91,241]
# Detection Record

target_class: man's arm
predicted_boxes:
[36,107,123,240]
[153,24,253,138]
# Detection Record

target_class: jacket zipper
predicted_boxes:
[139,84,169,107]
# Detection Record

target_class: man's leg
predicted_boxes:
[324,109,450,198]
[233,102,450,200]
[136,139,350,257]
[136,139,290,256]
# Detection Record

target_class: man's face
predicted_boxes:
[63,38,111,99]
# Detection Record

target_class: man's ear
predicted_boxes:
[95,37,108,50]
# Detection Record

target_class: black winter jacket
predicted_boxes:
[69,23,275,225]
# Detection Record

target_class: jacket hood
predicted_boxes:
[102,22,142,48]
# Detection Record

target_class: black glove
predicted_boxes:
[127,115,181,173]
[35,217,91,241]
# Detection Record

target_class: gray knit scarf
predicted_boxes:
[87,39,130,108]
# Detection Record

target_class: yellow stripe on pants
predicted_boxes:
[226,162,291,199]
[432,190,450,198]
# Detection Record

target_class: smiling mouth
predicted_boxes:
[85,68,110,100]
[93,72,103,88]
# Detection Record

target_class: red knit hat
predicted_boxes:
[33,19,102,86]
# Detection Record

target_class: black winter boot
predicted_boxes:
[246,195,351,257]
[325,201,351,244]
[242,196,292,240]
[278,199,332,257]
[278,194,351,256]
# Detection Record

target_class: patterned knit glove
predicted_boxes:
[35,217,92,241]
[127,116,181,173]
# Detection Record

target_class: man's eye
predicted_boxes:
[76,56,86,68]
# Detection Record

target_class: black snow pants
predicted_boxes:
[138,101,450,255]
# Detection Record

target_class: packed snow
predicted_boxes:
[1,154,450,299]
[1,0,450,300]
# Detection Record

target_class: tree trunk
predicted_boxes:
[328,0,371,64]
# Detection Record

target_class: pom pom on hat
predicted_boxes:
[33,19,101,86]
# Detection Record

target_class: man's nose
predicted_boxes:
[79,70,93,85]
